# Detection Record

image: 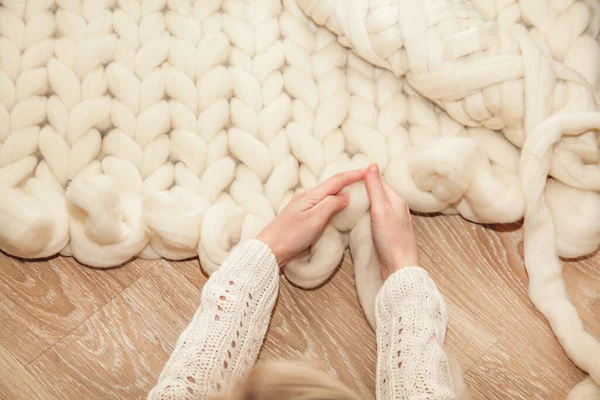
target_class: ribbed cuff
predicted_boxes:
[377,266,448,340]
[226,239,278,270]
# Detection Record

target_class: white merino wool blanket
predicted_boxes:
[0,0,599,396]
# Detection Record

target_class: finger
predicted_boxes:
[381,180,398,201]
[364,164,388,213]
[313,194,349,221]
[382,180,410,214]
[309,169,365,202]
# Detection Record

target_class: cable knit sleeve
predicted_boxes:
[147,239,279,400]
[375,266,456,400]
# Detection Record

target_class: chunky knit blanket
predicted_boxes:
[0,0,599,396]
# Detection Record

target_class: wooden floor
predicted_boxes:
[0,214,598,400]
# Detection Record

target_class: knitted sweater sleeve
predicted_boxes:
[375,266,456,400]
[147,239,279,400]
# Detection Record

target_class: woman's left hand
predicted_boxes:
[257,169,366,267]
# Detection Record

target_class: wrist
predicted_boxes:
[392,251,419,270]
[256,232,288,268]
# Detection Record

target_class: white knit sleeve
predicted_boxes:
[375,267,456,400]
[147,239,279,399]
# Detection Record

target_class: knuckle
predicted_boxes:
[333,172,345,183]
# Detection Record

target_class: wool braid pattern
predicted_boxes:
[0,0,599,397]
[279,0,352,288]
[0,0,70,259]
[294,0,600,395]
[208,0,285,274]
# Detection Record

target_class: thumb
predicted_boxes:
[364,164,387,213]
[313,194,348,220]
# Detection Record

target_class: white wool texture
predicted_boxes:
[0,0,599,396]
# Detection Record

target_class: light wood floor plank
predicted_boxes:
[443,299,497,371]
[0,253,157,365]
[168,259,208,290]
[412,215,598,393]
[27,261,200,399]
[464,340,568,400]
[0,344,55,400]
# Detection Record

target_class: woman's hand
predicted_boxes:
[257,169,366,267]
[364,164,419,281]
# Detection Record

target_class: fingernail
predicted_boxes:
[369,164,379,175]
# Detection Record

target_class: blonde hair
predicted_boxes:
[217,352,471,400]
[217,360,363,400]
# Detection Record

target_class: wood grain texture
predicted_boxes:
[0,344,55,400]
[169,259,209,290]
[0,252,156,365]
[413,216,599,397]
[27,261,200,399]
[0,214,598,400]
[464,339,568,400]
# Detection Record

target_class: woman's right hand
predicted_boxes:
[257,169,365,267]
[364,164,419,281]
